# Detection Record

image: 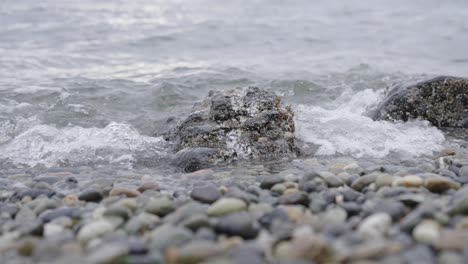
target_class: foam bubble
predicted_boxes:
[0,122,166,167]
[295,89,445,158]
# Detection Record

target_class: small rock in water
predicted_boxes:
[358,212,392,239]
[190,184,221,204]
[424,176,460,193]
[412,219,441,243]
[392,175,424,188]
[144,196,175,217]
[207,198,247,217]
[277,192,310,206]
[78,190,103,202]
[214,211,259,239]
[259,175,285,189]
[137,182,160,193]
[109,186,140,197]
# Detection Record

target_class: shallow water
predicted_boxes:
[0,0,467,190]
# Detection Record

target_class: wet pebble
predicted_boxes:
[190,184,221,204]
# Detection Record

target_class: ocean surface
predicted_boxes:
[0,0,467,191]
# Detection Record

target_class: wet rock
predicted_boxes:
[190,184,222,204]
[372,76,468,128]
[214,211,259,239]
[10,188,55,201]
[77,218,123,243]
[87,241,129,264]
[167,241,224,264]
[433,230,468,250]
[137,182,160,193]
[169,87,299,171]
[125,212,160,234]
[172,147,219,173]
[103,204,132,221]
[277,192,310,206]
[412,219,440,243]
[148,224,193,251]
[392,175,424,188]
[207,198,247,217]
[437,251,465,264]
[351,174,378,191]
[424,176,460,193]
[144,196,175,217]
[259,175,284,189]
[402,244,435,264]
[109,187,140,197]
[358,213,392,239]
[78,190,103,203]
[39,208,81,223]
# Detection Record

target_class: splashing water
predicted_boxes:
[295,89,446,158]
[0,122,166,167]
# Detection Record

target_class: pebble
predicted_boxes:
[392,175,424,188]
[144,196,175,217]
[319,171,344,187]
[149,224,193,251]
[125,212,160,234]
[375,174,394,189]
[86,242,129,264]
[214,211,259,239]
[277,192,310,206]
[412,219,441,243]
[137,182,160,193]
[358,213,392,239]
[259,175,284,189]
[78,190,103,202]
[351,174,378,191]
[109,187,140,197]
[77,218,122,243]
[207,198,247,217]
[424,176,460,193]
[190,184,221,204]
[167,241,224,264]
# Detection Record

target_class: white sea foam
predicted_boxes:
[0,122,166,167]
[295,89,446,158]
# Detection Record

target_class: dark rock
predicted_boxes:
[277,192,310,206]
[172,147,219,173]
[10,188,55,202]
[169,87,299,170]
[214,211,259,239]
[372,76,468,128]
[78,190,103,203]
[39,208,81,223]
[402,245,435,264]
[225,186,259,204]
[190,184,221,204]
[259,175,285,189]
[258,208,291,229]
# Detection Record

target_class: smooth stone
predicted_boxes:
[277,192,310,206]
[207,198,247,217]
[424,176,460,193]
[460,166,468,177]
[190,184,221,204]
[433,230,468,250]
[43,223,65,237]
[109,187,140,197]
[181,214,210,231]
[259,175,284,189]
[103,204,132,221]
[11,188,55,201]
[167,241,224,264]
[392,175,423,188]
[144,196,174,217]
[165,202,208,224]
[149,224,193,251]
[137,182,160,193]
[437,251,465,264]
[449,195,468,216]
[358,213,392,239]
[32,198,58,215]
[402,244,435,264]
[287,228,332,263]
[249,203,273,220]
[351,174,378,191]
[375,174,394,189]
[363,199,406,221]
[77,218,122,243]
[271,183,287,195]
[125,212,160,234]
[412,219,441,243]
[124,252,165,264]
[39,207,80,223]
[224,187,259,203]
[319,171,344,187]
[87,242,129,264]
[214,211,259,239]
[78,190,103,202]
[321,207,348,225]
